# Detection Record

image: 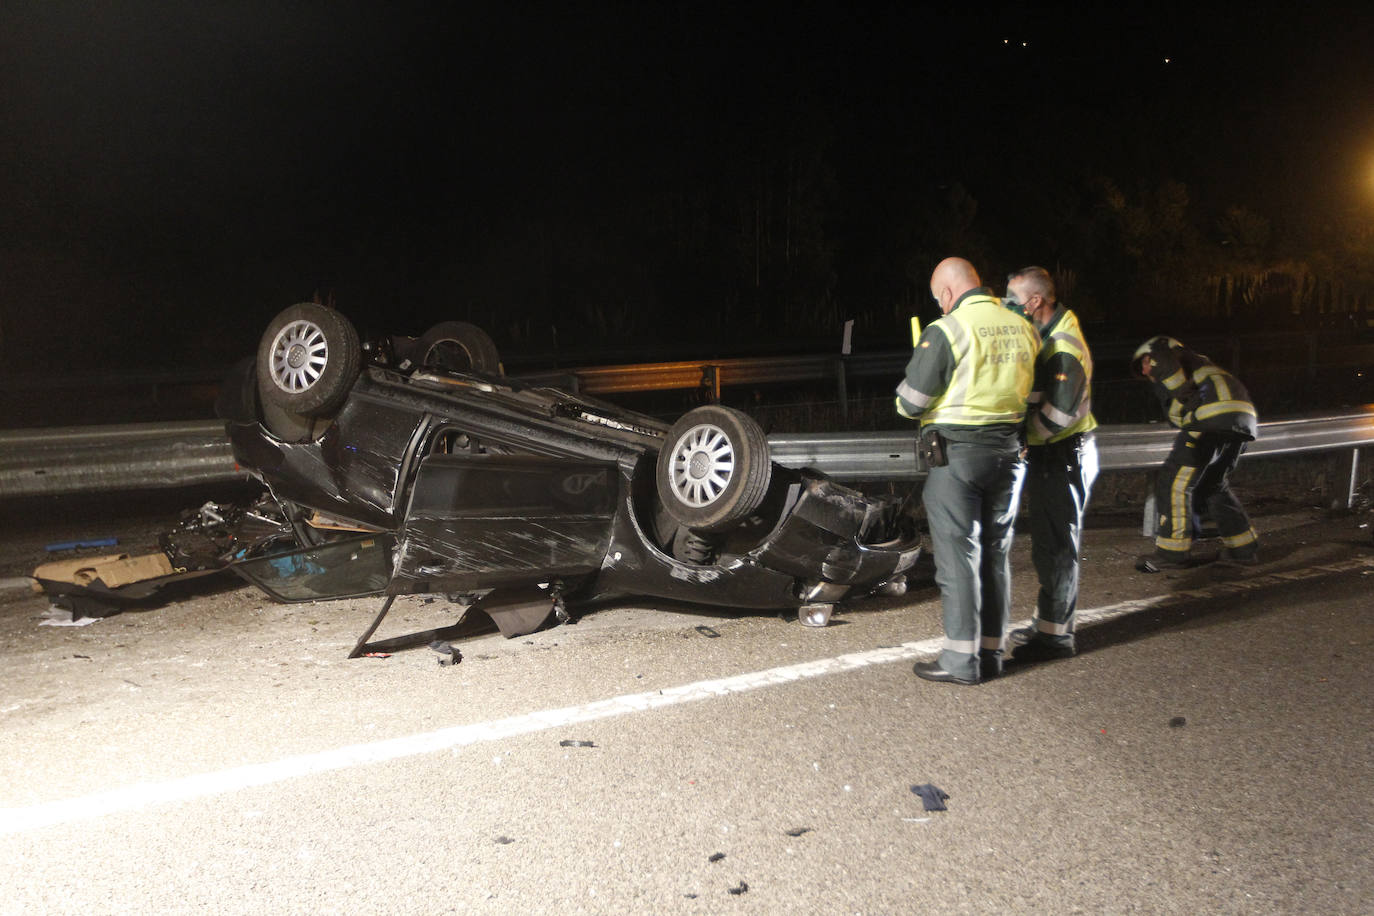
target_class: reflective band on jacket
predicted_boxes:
[1167,364,1258,428]
[1028,310,1098,446]
[896,379,931,409]
[922,296,1038,428]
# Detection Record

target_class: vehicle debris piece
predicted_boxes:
[708,853,726,863]
[727,882,749,895]
[37,605,99,627]
[694,626,721,638]
[45,537,118,552]
[910,783,950,811]
[494,836,515,845]
[558,740,596,748]
[783,827,812,837]
[34,553,173,590]
[429,640,462,666]
[1169,716,1187,727]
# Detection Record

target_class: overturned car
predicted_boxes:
[43,304,923,654]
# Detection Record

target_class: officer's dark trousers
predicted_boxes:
[1026,432,1098,646]
[1154,431,1257,556]
[922,441,1026,680]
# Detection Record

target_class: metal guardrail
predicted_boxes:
[3,407,1372,501]
[770,406,1374,477]
[0,420,243,498]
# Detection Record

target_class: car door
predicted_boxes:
[389,448,620,594]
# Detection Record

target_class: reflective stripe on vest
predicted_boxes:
[922,296,1038,428]
[1027,310,1099,445]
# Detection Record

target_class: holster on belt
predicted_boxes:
[919,427,948,468]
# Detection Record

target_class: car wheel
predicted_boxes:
[256,303,361,417]
[656,405,771,533]
[413,321,502,375]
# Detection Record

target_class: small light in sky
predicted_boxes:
[1021,41,1028,48]
[1164,57,1172,64]
[1003,38,1009,45]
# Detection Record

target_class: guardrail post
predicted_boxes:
[700,365,720,403]
[1142,474,1158,539]
[1332,447,1361,511]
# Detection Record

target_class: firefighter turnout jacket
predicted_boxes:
[1133,336,1258,440]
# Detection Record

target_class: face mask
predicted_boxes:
[1002,296,1027,320]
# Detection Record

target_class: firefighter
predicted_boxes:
[896,257,1040,685]
[1131,336,1260,571]
[1003,267,1099,661]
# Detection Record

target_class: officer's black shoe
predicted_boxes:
[1011,638,1077,662]
[979,651,1003,680]
[912,661,979,685]
[1009,626,1036,645]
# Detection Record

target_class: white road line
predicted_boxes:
[3,555,1370,836]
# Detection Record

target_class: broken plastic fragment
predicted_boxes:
[910,783,949,811]
[694,625,721,638]
[1169,716,1187,727]
[362,652,391,659]
[430,640,462,666]
[783,827,812,837]
[494,836,514,845]
[708,852,725,863]
[45,537,118,552]
[559,739,596,748]
[727,882,749,895]
[798,603,833,627]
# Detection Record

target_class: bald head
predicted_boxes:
[930,257,981,314]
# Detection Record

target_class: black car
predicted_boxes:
[47,303,923,654]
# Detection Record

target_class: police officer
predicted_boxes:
[897,257,1040,685]
[1131,336,1260,571]
[1003,267,1099,662]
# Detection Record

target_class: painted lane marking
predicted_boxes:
[4,555,1371,836]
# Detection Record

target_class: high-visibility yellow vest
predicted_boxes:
[1027,309,1099,446]
[922,295,1039,428]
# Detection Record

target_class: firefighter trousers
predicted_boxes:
[1154,431,1258,556]
[922,440,1026,680]
[1026,433,1098,646]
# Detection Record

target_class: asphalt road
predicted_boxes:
[0,502,1370,914]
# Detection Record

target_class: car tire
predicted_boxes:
[412,321,503,375]
[256,303,361,418]
[656,405,771,533]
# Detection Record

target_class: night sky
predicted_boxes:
[3,2,1374,377]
